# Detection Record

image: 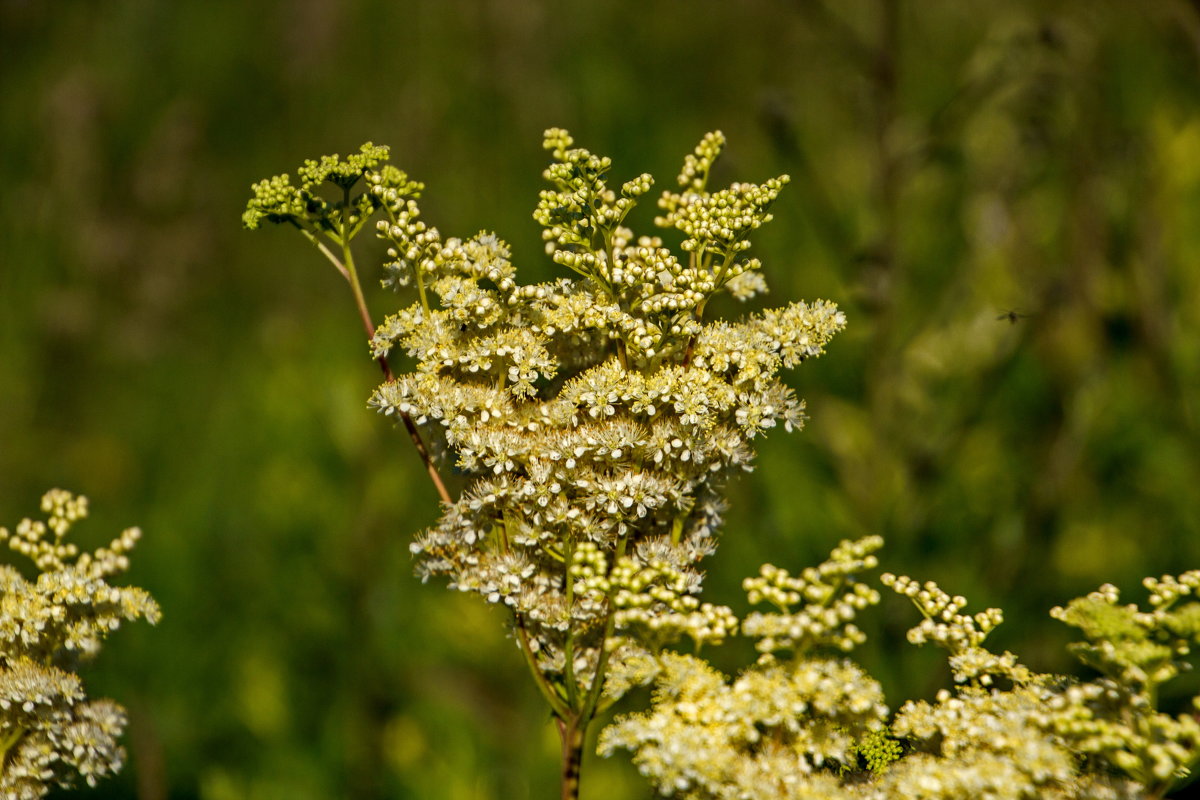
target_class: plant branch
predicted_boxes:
[1,726,25,767]
[302,213,453,506]
[513,615,570,720]
[297,227,351,281]
[563,539,581,708]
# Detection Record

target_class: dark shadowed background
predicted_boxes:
[4,1,1200,798]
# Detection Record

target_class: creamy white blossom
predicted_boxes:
[367,130,843,702]
[1,491,160,797]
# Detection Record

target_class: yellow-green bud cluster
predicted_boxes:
[853,727,903,775]
[881,573,1003,652]
[568,542,736,648]
[617,557,736,648]
[673,130,725,193]
[296,143,391,190]
[1,491,159,798]
[1045,680,1200,787]
[742,536,882,655]
[242,143,423,255]
[1050,579,1200,689]
[1145,570,1200,607]
[660,177,790,258]
[1041,575,1200,788]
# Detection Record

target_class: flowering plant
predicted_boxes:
[602,540,1200,799]
[246,131,1200,800]
[0,490,160,799]
[246,128,843,797]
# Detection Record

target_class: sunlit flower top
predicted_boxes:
[362,129,844,690]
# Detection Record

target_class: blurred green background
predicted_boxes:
[4,1,1200,798]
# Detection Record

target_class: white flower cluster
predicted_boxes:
[599,651,888,799]
[0,490,160,798]
[368,130,844,703]
[606,542,1197,799]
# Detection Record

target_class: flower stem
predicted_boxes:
[0,726,25,768]
[563,539,581,708]
[513,616,569,720]
[557,714,586,800]
[581,533,629,721]
[300,223,452,506]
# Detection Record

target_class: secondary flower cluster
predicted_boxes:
[242,142,422,243]
[363,130,844,703]
[600,650,889,798]
[0,490,160,799]
[600,538,891,797]
[1045,576,1200,788]
[880,573,1005,652]
[604,537,1199,799]
[742,535,882,656]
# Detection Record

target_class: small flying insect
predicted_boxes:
[997,309,1031,325]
